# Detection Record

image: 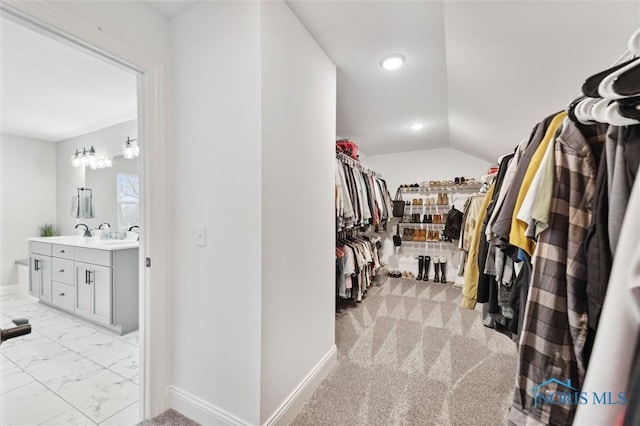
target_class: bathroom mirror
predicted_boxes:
[85,155,140,231]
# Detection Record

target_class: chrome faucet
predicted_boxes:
[128,225,140,232]
[75,223,91,237]
[98,223,111,230]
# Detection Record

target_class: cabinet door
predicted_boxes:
[90,265,112,326]
[29,256,41,297]
[74,264,92,319]
[38,256,52,303]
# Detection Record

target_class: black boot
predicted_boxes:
[439,257,447,283]
[423,256,430,281]
[433,259,440,282]
[417,256,424,280]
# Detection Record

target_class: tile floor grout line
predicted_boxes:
[97,400,139,425]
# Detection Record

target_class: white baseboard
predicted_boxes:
[264,345,337,426]
[0,282,29,296]
[165,345,337,426]
[165,386,249,426]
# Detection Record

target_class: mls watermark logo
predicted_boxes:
[531,378,627,408]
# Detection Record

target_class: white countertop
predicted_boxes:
[28,236,139,251]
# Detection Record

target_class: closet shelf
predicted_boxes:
[401,241,457,247]
[404,204,451,208]
[400,184,482,193]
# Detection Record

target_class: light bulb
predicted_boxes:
[71,150,81,167]
[97,159,106,169]
[381,54,405,71]
[80,149,89,166]
[124,143,134,159]
[104,157,113,168]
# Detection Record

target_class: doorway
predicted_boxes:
[0,9,155,425]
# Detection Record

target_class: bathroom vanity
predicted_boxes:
[28,236,139,335]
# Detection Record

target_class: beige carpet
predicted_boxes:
[291,278,518,426]
[138,409,199,426]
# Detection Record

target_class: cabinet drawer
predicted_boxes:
[52,281,74,312]
[52,258,74,285]
[52,244,74,260]
[75,247,112,267]
[29,241,51,256]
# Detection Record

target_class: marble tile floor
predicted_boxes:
[0,292,140,426]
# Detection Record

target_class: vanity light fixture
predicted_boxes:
[410,122,425,130]
[381,54,406,71]
[123,137,139,160]
[71,146,112,169]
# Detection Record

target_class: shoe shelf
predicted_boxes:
[404,204,451,209]
[401,241,457,248]
[399,183,483,193]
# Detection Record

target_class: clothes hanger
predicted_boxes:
[617,96,640,119]
[591,98,612,122]
[605,102,640,125]
[598,57,640,99]
[581,56,638,97]
[575,97,600,124]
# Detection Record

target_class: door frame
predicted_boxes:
[0,1,171,420]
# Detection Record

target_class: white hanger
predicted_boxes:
[598,57,640,99]
[591,98,612,122]
[628,28,640,56]
[605,102,640,125]
[575,97,599,124]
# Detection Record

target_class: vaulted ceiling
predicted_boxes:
[288,0,639,161]
[2,0,638,160]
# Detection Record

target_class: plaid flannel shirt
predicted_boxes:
[509,119,607,426]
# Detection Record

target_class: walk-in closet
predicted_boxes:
[2,1,639,426]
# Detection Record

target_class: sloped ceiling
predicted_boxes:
[288,0,639,161]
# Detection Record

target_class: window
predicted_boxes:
[117,173,140,230]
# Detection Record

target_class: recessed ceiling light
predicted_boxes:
[410,122,425,130]
[381,54,405,71]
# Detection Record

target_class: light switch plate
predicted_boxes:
[195,225,206,247]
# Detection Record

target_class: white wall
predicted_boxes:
[171,3,262,425]
[56,119,138,235]
[260,2,336,424]
[0,134,56,285]
[365,147,491,198]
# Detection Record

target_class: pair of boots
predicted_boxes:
[436,193,450,205]
[416,255,447,283]
[433,257,448,283]
[416,256,431,281]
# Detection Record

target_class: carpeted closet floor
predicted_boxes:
[291,278,518,426]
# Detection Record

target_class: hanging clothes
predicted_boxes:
[335,154,392,232]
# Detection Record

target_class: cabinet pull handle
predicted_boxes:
[85,270,89,285]
[60,250,65,253]
[59,292,65,296]
[34,259,40,271]
[89,270,95,285]
[59,269,64,273]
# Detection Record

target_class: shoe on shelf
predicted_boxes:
[442,193,449,205]
[454,177,460,185]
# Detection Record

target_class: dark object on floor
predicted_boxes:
[138,409,199,426]
[0,318,31,345]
